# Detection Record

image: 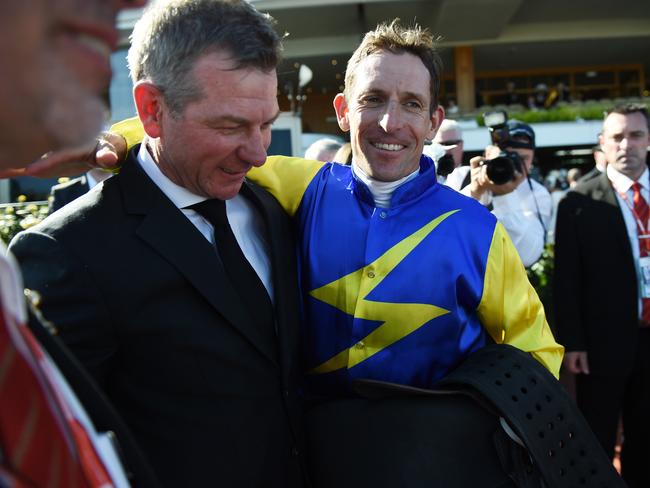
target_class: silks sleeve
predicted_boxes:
[248,157,325,217]
[478,222,564,378]
[110,116,145,152]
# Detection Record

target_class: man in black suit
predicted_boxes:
[554,103,650,487]
[50,175,88,211]
[10,1,305,486]
[49,169,112,213]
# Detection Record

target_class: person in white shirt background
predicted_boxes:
[446,119,552,267]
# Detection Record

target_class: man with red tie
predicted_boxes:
[554,103,650,488]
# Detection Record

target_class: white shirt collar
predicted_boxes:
[85,168,112,189]
[137,139,206,209]
[351,158,420,208]
[607,165,649,194]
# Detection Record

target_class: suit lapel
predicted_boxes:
[591,172,635,260]
[118,148,279,364]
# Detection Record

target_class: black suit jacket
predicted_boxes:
[11,146,306,487]
[49,175,90,213]
[553,172,639,377]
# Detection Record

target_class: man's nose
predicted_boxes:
[238,130,268,167]
[619,136,630,150]
[378,102,404,133]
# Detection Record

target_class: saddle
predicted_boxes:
[305,344,625,488]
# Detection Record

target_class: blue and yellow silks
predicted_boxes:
[111,117,563,393]
[250,155,562,393]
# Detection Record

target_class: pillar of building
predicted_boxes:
[454,46,476,113]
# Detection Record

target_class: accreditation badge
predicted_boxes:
[639,254,650,298]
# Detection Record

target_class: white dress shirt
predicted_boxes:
[608,165,649,316]
[447,165,552,267]
[137,142,274,302]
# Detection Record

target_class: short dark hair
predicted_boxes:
[343,19,442,113]
[605,103,649,130]
[129,0,282,114]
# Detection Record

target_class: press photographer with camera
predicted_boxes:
[447,112,552,267]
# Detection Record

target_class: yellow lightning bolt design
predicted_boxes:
[308,209,459,374]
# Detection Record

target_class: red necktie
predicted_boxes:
[631,182,650,324]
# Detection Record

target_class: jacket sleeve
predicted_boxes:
[9,230,117,388]
[477,222,564,378]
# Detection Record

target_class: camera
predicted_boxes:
[482,111,523,185]
[436,153,455,177]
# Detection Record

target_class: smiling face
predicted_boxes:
[0,0,145,168]
[600,111,650,181]
[140,51,279,200]
[334,51,443,182]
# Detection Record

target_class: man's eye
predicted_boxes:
[362,96,382,104]
[405,101,423,110]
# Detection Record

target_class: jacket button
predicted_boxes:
[292,447,300,456]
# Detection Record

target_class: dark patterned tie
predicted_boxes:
[190,199,275,331]
[632,182,650,325]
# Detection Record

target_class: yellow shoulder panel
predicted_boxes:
[248,156,325,217]
[110,116,145,151]
[478,222,564,378]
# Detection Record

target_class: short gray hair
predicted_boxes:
[128,0,282,114]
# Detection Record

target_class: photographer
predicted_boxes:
[448,118,552,267]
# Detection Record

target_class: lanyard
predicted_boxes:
[616,187,650,253]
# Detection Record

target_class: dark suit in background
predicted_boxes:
[49,175,89,213]
[554,171,650,485]
[10,148,305,487]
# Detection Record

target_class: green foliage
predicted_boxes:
[0,200,49,244]
[527,243,555,325]
[475,103,614,126]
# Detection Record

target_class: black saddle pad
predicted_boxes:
[305,394,517,488]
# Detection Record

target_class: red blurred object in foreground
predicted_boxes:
[0,286,115,486]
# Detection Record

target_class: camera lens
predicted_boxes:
[485,154,515,185]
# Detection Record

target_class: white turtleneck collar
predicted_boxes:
[351,159,420,208]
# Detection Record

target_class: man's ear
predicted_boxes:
[427,105,445,140]
[133,81,166,139]
[333,93,350,132]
